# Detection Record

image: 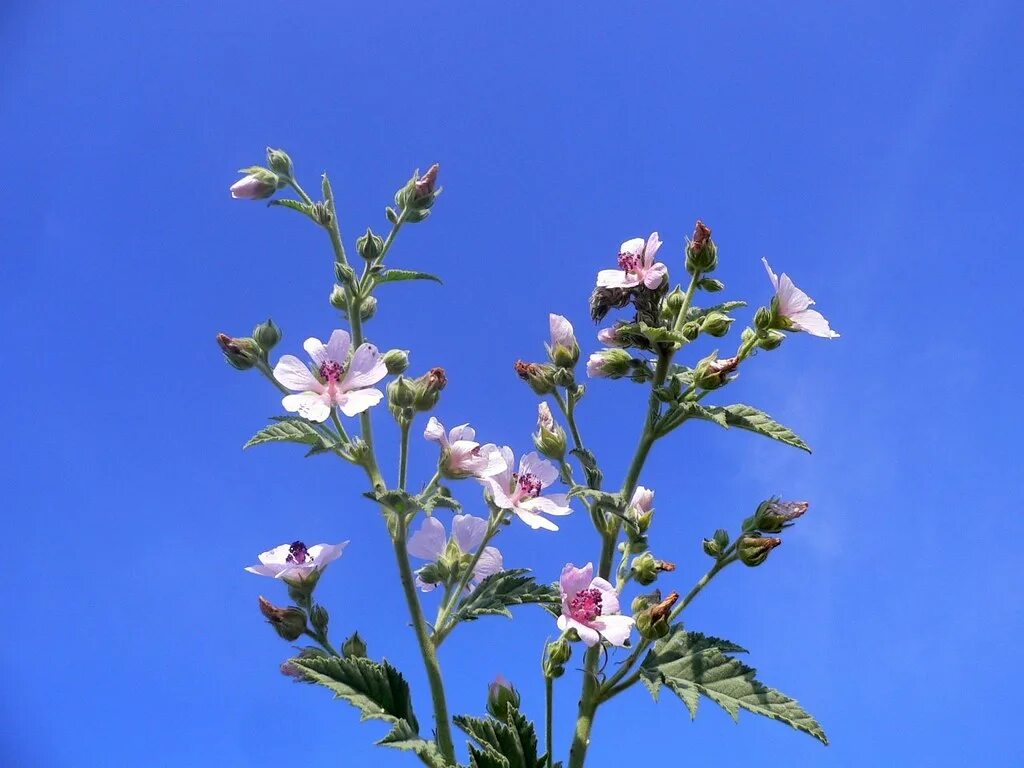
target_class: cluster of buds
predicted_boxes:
[486,676,521,718]
[387,367,447,424]
[533,402,567,461]
[330,284,377,321]
[216,318,281,371]
[685,219,718,275]
[634,591,679,639]
[630,551,676,586]
[543,637,572,678]
[392,164,441,224]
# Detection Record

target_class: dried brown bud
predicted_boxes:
[691,220,712,251]
[649,591,680,623]
[414,163,440,198]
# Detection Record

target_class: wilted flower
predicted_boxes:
[258,596,308,641]
[762,258,840,339]
[407,515,503,592]
[482,448,572,531]
[217,333,261,370]
[751,498,809,533]
[273,329,388,422]
[246,540,348,584]
[586,348,632,379]
[556,562,634,647]
[514,360,557,395]
[547,314,579,367]
[424,417,506,479]
[596,233,668,290]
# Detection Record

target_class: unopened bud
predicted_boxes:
[695,354,740,390]
[217,333,260,370]
[343,631,368,658]
[358,296,377,321]
[266,147,294,178]
[253,318,282,354]
[664,288,686,314]
[414,163,440,199]
[547,313,580,368]
[597,326,629,347]
[533,402,567,460]
[699,277,725,292]
[700,312,734,338]
[329,284,348,311]
[680,321,700,341]
[544,637,572,678]
[758,329,785,351]
[486,675,521,718]
[631,552,674,586]
[357,228,384,261]
[383,349,410,375]
[752,499,809,534]
[258,596,307,642]
[413,367,446,412]
[635,591,678,640]
[585,348,632,379]
[387,376,417,424]
[345,437,372,467]
[230,167,281,200]
[737,534,782,567]
[309,604,329,634]
[514,360,557,395]
[631,589,662,614]
[685,220,718,274]
[754,305,774,331]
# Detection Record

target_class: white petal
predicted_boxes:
[761,257,780,291]
[448,423,476,443]
[513,507,559,531]
[519,451,559,488]
[303,337,327,363]
[790,309,840,338]
[258,544,293,566]
[477,444,509,477]
[407,517,447,560]
[325,329,351,364]
[282,392,331,423]
[245,564,279,577]
[424,416,446,443]
[591,577,619,614]
[619,237,645,257]
[596,269,636,289]
[336,387,384,417]
[307,541,348,568]
[565,616,601,647]
[520,495,572,517]
[776,272,813,315]
[593,614,634,647]
[452,514,489,552]
[273,355,319,391]
[549,314,575,348]
[342,343,388,389]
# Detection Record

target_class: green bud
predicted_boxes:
[702,537,722,558]
[514,360,557,394]
[342,631,368,658]
[700,312,734,338]
[346,437,372,467]
[387,376,418,424]
[413,367,447,412]
[664,288,685,314]
[752,498,809,533]
[217,333,260,371]
[486,676,521,718]
[309,604,329,634]
[258,596,307,642]
[416,562,445,587]
[699,277,725,292]
[759,329,785,351]
[395,164,441,222]
[737,534,782,567]
[358,296,377,321]
[383,349,411,375]
[253,318,282,354]
[357,228,384,261]
[694,354,740,390]
[266,147,294,178]
[714,528,730,549]
[533,402,567,461]
[630,552,674,586]
[585,349,632,380]
[329,285,348,311]
[635,591,678,640]
[544,637,572,678]
[685,220,718,274]
[231,166,282,200]
[680,321,700,341]
[754,305,774,331]
[631,589,662,614]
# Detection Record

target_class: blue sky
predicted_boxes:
[2,1,1022,765]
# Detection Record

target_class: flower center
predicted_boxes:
[569,588,603,622]
[514,472,543,499]
[318,360,344,382]
[617,251,641,272]
[286,540,310,564]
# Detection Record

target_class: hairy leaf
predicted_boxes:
[655,401,728,437]
[244,418,335,454]
[641,627,827,745]
[708,404,811,453]
[268,198,313,215]
[455,707,539,768]
[685,300,747,322]
[450,569,560,625]
[377,268,443,285]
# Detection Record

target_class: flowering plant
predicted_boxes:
[219,148,838,767]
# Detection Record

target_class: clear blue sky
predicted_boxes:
[2,2,1022,766]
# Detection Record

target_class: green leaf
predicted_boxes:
[376,268,443,285]
[641,627,827,745]
[244,418,335,453]
[450,569,561,625]
[454,707,539,768]
[685,300,747,322]
[292,656,446,763]
[709,404,811,453]
[268,198,313,215]
[655,401,728,437]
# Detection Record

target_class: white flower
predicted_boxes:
[762,258,839,339]
[407,515,503,592]
[245,540,348,584]
[273,329,388,422]
[424,417,507,479]
[483,448,572,531]
[629,486,654,514]
[596,233,668,290]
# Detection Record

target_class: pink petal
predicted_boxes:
[776,272,812,315]
[336,387,383,417]
[549,314,575,348]
[519,451,559,488]
[452,514,488,552]
[325,329,351,364]
[642,262,668,289]
[643,232,663,266]
[473,546,503,582]
[307,541,348,567]
[341,344,388,390]
[593,614,634,647]
[590,577,620,614]
[790,308,840,338]
[245,563,280,577]
[424,416,447,443]
[408,517,446,560]
[559,562,594,597]
[273,355,320,392]
[448,423,476,443]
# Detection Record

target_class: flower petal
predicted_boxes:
[325,329,351,364]
[775,272,813,315]
[643,232,663,266]
[761,257,780,292]
[559,562,594,598]
[619,237,645,257]
[549,314,575,348]
[564,616,602,647]
[452,514,488,552]
[342,343,388,389]
[273,355,319,392]
[789,309,840,339]
[307,541,348,568]
[642,262,668,289]
[336,387,384,417]
[258,544,292,566]
[448,423,476,443]
[513,507,560,531]
[282,392,331,423]
[408,517,446,560]
[596,269,636,289]
[519,451,559,488]
[593,614,634,647]
[472,546,503,583]
[424,416,447,443]
[245,563,280,577]
[476,444,508,477]
[520,495,572,517]
[590,577,619,614]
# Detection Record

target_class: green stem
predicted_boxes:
[302,627,340,657]
[545,676,555,768]
[392,522,456,763]
[432,513,503,646]
[399,422,411,490]
[287,178,314,206]
[330,410,351,443]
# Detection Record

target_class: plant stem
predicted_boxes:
[399,422,411,490]
[432,513,503,646]
[545,675,555,768]
[392,522,457,764]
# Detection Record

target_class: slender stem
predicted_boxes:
[545,676,554,768]
[432,514,503,646]
[671,270,703,334]
[287,178,314,206]
[330,410,351,443]
[302,627,340,657]
[553,389,586,467]
[392,522,456,763]
[399,422,411,490]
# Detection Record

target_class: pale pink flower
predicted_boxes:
[407,515,503,592]
[597,326,628,347]
[586,348,631,379]
[556,562,634,647]
[596,233,668,290]
[273,329,387,422]
[230,173,275,200]
[548,314,576,349]
[482,448,572,531]
[762,258,840,339]
[629,486,654,514]
[245,540,348,584]
[424,417,507,479]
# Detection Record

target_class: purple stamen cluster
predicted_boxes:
[617,251,641,272]
[318,360,343,382]
[286,540,310,564]
[515,472,543,498]
[569,588,603,622]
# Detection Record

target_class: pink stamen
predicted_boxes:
[569,588,603,622]
[617,252,641,272]
[513,472,543,500]
[286,540,310,564]
[319,360,344,382]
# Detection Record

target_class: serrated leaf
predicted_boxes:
[376,269,443,285]
[292,656,446,762]
[655,401,728,437]
[685,300,747,322]
[454,707,538,768]
[244,418,332,451]
[449,569,560,625]
[641,627,827,745]
[708,404,811,453]
[268,198,313,215]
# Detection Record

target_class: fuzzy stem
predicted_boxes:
[545,675,555,768]
[399,422,411,490]
[432,512,504,646]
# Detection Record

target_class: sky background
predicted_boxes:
[2,1,1022,766]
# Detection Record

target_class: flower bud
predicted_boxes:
[309,604,329,634]
[533,402,567,461]
[737,534,782,567]
[396,164,441,222]
[342,631,368,658]
[694,354,740,390]
[754,305,774,331]
[680,321,700,341]
[702,537,722,558]
[486,675,521,718]
[547,314,580,368]
[631,552,675,586]
[387,376,418,424]
[416,562,446,588]
[358,296,377,321]
[230,167,281,200]
[664,288,686,315]
[217,333,260,371]
[357,228,384,261]
[636,591,678,640]
[585,348,632,379]
[413,367,447,412]
[758,329,785,351]
[330,284,348,311]
[544,637,572,678]
[699,277,725,292]
[685,219,718,274]
[631,589,661,614]
[414,163,440,200]
[258,596,308,642]
[514,360,557,395]
[700,312,734,338]
[597,326,629,347]
[253,318,282,354]
[266,147,294,179]
[752,499,809,533]
[383,349,411,375]
[345,437,372,467]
